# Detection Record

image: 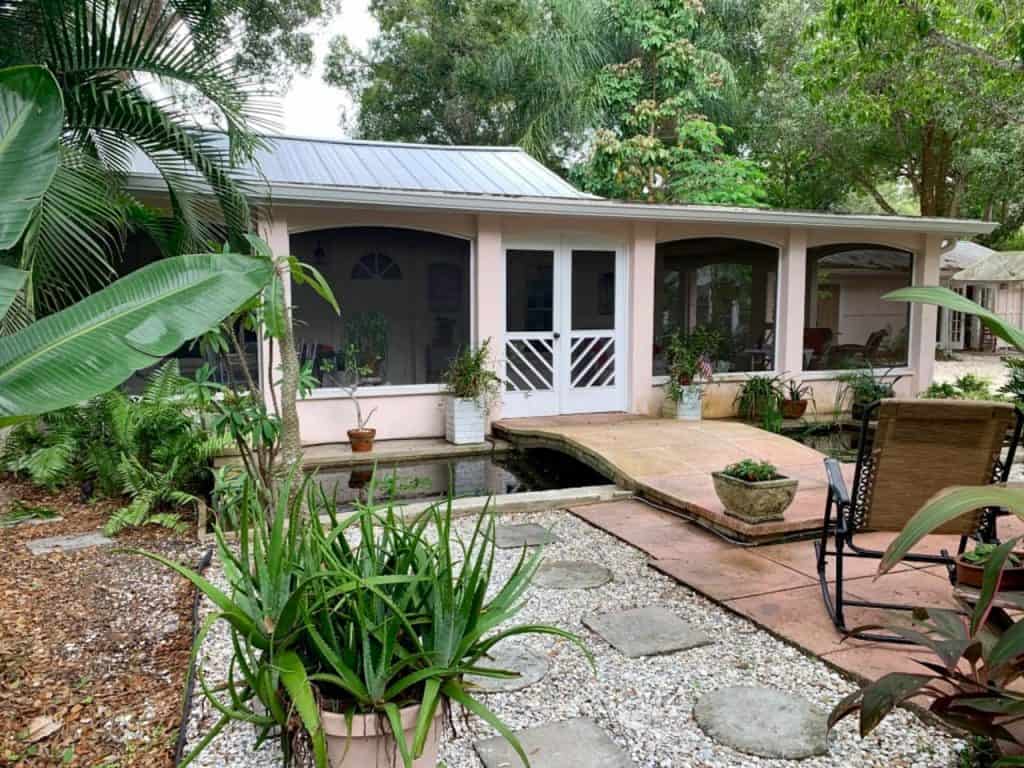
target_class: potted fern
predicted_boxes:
[442,338,501,445]
[663,328,720,421]
[711,459,799,524]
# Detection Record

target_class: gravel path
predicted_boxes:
[184,510,964,768]
[934,353,1014,389]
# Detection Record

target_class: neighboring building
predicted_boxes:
[938,245,1024,352]
[127,136,996,444]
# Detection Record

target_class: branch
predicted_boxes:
[926,30,1024,72]
[856,174,899,215]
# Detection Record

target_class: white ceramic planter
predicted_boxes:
[446,396,486,444]
[675,385,703,421]
[321,703,440,768]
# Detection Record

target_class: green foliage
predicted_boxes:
[722,459,780,482]
[0,500,59,528]
[142,473,591,768]
[957,737,998,768]
[664,327,720,399]
[962,542,1022,568]
[921,374,997,401]
[836,365,901,409]
[734,374,784,420]
[1000,357,1024,404]
[784,378,813,402]
[442,338,502,404]
[1,362,228,534]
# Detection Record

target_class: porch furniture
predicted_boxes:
[816,398,1024,642]
[826,328,888,368]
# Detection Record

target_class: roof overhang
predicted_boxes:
[125,173,999,237]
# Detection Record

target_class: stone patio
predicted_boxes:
[494,414,851,543]
[569,497,1008,685]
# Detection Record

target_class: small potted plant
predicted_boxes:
[956,543,1024,591]
[340,344,378,452]
[734,374,784,421]
[838,365,903,420]
[711,459,799,524]
[663,327,720,421]
[781,378,814,419]
[443,338,501,445]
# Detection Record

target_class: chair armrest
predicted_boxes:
[824,457,851,506]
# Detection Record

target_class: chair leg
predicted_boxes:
[816,493,848,634]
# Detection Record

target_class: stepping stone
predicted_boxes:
[495,523,558,549]
[464,643,549,693]
[534,560,612,590]
[475,717,634,768]
[693,686,829,759]
[27,532,113,556]
[583,606,713,658]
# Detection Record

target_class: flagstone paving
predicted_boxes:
[569,498,973,686]
[474,717,635,768]
[495,523,558,549]
[583,606,713,658]
[493,414,852,543]
[533,559,614,589]
[26,531,113,555]
[464,644,549,693]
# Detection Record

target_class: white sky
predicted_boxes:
[277,1,377,139]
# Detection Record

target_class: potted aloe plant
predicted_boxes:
[711,459,799,524]
[663,328,720,421]
[142,473,588,768]
[443,338,501,445]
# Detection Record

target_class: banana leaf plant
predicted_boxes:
[0,64,274,423]
[829,286,1024,761]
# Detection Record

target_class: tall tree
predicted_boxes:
[572,0,765,205]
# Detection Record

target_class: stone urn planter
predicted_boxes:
[347,427,376,453]
[446,396,486,445]
[321,703,441,768]
[712,461,799,524]
[674,384,703,421]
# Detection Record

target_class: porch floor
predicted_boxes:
[492,413,851,543]
[570,498,1024,685]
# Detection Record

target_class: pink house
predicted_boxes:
[128,136,996,444]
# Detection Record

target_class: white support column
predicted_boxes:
[629,221,656,414]
[256,213,291,408]
[910,233,943,389]
[776,228,807,376]
[476,214,504,421]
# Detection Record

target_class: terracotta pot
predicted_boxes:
[781,399,808,419]
[321,703,441,768]
[955,555,1024,591]
[711,472,799,524]
[348,428,376,453]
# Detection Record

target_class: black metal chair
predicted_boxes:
[816,398,1024,643]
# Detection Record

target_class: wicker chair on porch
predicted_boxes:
[816,398,1024,642]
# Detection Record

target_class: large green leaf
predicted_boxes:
[0,253,272,422]
[885,286,1024,352]
[0,264,27,322]
[0,65,63,250]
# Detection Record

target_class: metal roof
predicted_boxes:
[129,134,590,199]
[953,251,1024,282]
[942,240,995,272]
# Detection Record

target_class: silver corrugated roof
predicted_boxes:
[953,251,1024,282]
[130,134,590,199]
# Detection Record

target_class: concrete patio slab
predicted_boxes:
[495,523,558,549]
[474,717,634,768]
[693,686,829,759]
[534,560,613,590]
[583,606,712,657]
[27,532,113,555]
[464,643,549,693]
[650,550,816,601]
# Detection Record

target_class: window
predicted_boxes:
[653,238,779,375]
[291,227,471,387]
[803,244,912,371]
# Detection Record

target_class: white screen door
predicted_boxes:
[502,239,626,417]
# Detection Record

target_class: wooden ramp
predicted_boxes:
[492,414,852,544]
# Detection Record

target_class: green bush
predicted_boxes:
[1,361,226,534]
[1000,356,1024,403]
[921,374,997,401]
[722,459,780,482]
[734,374,784,420]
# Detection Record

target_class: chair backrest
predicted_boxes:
[856,399,1019,535]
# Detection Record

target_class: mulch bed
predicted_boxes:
[0,478,204,767]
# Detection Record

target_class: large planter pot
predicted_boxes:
[321,703,441,768]
[446,396,486,445]
[674,385,702,421]
[711,472,799,524]
[348,428,376,453]
[956,556,1024,591]
[781,399,808,419]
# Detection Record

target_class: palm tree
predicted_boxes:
[0,0,271,327]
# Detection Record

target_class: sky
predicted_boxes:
[278,1,377,140]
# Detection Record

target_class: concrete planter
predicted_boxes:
[711,472,799,524]
[446,396,487,445]
[321,703,441,768]
[674,385,703,421]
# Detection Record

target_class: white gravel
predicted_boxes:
[184,510,964,767]
[934,353,1014,389]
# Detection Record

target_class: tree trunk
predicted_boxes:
[275,257,303,481]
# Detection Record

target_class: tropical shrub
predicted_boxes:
[141,474,590,767]
[1,362,227,533]
[1000,356,1024,404]
[663,327,720,400]
[734,374,784,421]
[836,365,902,412]
[443,337,502,405]
[921,374,997,401]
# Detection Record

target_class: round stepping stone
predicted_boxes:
[693,686,828,759]
[495,523,558,549]
[464,643,549,693]
[534,560,613,590]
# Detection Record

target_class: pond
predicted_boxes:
[314,448,611,507]
[783,423,866,462]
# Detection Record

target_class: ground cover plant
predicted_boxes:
[921,374,997,401]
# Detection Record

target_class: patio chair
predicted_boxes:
[816,398,1024,642]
